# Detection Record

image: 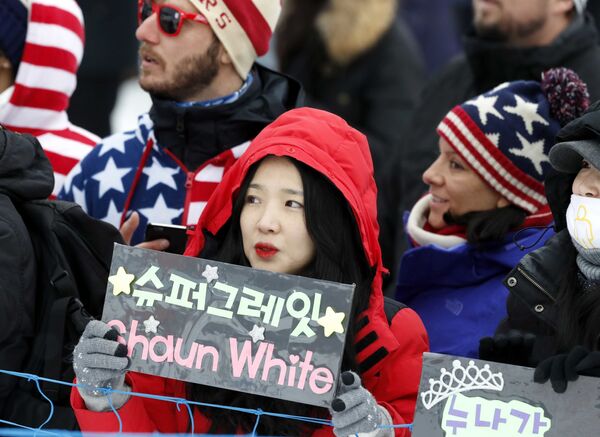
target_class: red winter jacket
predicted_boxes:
[72,108,429,435]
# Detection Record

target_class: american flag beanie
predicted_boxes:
[437,68,589,214]
[188,0,281,79]
[0,0,28,71]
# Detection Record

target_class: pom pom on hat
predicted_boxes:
[437,68,589,214]
[541,67,590,126]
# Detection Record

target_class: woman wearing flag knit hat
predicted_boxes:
[395,68,590,359]
[69,108,429,436]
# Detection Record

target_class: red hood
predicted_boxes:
[185,108,400,375]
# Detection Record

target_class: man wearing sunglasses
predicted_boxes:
[59,0,303,247]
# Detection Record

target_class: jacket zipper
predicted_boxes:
[516,266,556,303]
[182,172,194,225]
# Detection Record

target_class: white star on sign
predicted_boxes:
[91,157,131,198]
[143,315,160,334]
[202,264,219,283]
[108,266,135,296]
[464,94,504,125]
[138,194,182,225]
[143,157,179,190]
[509,132,549,176]
[317,306,346,337]
[503,95,549,135]
[248,324,265,343]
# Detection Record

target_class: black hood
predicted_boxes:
[546,100,600,231]
[0,128,54,201]
[464,14,598,94]
[148,64,304,171]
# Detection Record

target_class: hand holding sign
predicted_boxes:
[534,345,600,393]
[73,320,131,411]
[330,371,388,437]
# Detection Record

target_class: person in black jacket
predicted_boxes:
[0,128,57,425]
[276,0,425,184]
[480,100,600,393]
[380,0,600,293]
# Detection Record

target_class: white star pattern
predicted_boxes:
[317,306,346,337]
[509,132,549,176]
[489,82,510,94]
[248,324,265,343]
[101,200,122,227]
[503,95,549,135]
[143,157,179,190]
[71,185,87,211]
[91,157,131,198]
[137,194,182,225]
[98,132,134,157]
[202,265,219,283]
[143,315,160,334]
[486,133,500,148]
[464,94,504,125]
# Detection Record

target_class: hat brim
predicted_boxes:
[549,139,600,173]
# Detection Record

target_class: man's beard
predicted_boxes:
[475,15,547,43]
[140,38,221,101]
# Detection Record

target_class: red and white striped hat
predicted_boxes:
[436,68,589,214]
[188,0,281,78]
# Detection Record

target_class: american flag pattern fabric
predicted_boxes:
[0,0,99,197]
[437,80,562,214]
[59,113,250,245]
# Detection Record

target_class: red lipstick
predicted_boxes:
[255,243,278,259]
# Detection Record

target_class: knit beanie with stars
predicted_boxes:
[436,68,589,215]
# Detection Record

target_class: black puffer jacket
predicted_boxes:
[0,128,54,424]
[379,14,600,293]
[498,101,600,364]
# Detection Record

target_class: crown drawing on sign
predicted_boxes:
[421,359,504,410]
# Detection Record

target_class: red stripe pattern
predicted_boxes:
[223,0,272,56]
[0,0,99,196]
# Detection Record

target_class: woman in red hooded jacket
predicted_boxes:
[70,108,429,436]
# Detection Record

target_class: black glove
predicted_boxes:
[479,330,536,366]
[534,345,600,393]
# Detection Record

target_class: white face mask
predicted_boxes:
[566,194,600,249]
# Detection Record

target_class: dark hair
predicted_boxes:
[555,243,600,352]
[443,205,527,246]
[190,156,374,435]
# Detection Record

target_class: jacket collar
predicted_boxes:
[464,14,597,94]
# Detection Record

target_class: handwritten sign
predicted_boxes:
[102,244,355,407]
[412,352,600,436]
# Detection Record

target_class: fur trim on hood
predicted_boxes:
[316,0,397,65]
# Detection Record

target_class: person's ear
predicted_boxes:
[497,196,510,208]
[218,44,233,66]
[0,56,11,70]
[552,0,577,15]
